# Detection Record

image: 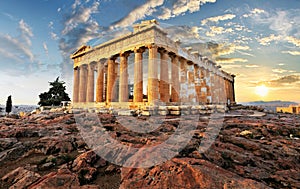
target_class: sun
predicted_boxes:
[255,85,269,97]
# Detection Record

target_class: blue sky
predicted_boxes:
[0,0,299,104]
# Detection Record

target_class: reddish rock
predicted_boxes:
[2,167,41,189]
[120,158,270,189]
[29,167,80,189]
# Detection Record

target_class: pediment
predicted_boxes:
[71,45,91,59]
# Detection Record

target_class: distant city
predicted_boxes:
[0,105,38,116]
[241,100,298,112]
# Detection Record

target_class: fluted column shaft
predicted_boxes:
[179,58,188,102]
[73,67,79,103]
[231,77,236,104]
[79,65,88,103]
[159,50,170,102]
[148,45,159,104]
[194,65,200,103]
[134,48,144,103]
[87,63,95,102]
[171,55,179,102]
[106,58,115,103]
[119,53,129,102]
[96,62,104,102]
[187,62,195,102]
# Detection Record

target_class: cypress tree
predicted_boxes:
[5,95,12,115]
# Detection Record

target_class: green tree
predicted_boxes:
[6,95,12,115]
[38,77,71,106]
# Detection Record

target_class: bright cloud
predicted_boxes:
[205,26,234,37]
[257,34,282,45]
[201,13,236,25]
[158,0,217,20]
[245,64,259,68]
[243,8,265,18]
[272,68,288,73]
[286,36,300,47]
[215,57,248,63]
[282,51,300,56]
[112,0,164,28]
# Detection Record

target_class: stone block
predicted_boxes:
[170,111,181,115]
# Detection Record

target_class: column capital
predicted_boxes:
[147,44,158,50]
[134,47,145,54]
[109,56,117,61]
[120,51,130,58]
[80,64,88,69]
[158,48,167,54]
[169,53,178,60]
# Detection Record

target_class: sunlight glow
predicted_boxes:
[255,85,269,97]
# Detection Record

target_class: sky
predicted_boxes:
[0,0,299,105]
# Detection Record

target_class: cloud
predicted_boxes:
[201,13,236,25]
[62,1,100,35]
[221,64,242,69]
[112,0,164,28]
[272,68,288,74]
[43,42,49,56]
[243,8,265,18]
[207,42,250,57]
[50,32,59,40]
[215,57,248,63]
[164,25,203,44]
[286,36,300,47]
[19,19,33,47]
[260,74,300,88]
[245,64,259,68]
[48,21,54,29]
[257,34,282,46]
[58,0,103,83]
[281,50,300,56]
[205,26,234,37]
[249,9,300,37]
[0,19,40,75]
[157,0,217,20]
[0,33,34,62]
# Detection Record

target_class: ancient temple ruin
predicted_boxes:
[71,20,235,110]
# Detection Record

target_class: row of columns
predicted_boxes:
[73,45,235,105]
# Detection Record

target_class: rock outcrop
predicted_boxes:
[0,110,299,188]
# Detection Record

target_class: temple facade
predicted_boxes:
[71,20,235,109]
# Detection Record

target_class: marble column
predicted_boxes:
[87,63,95,102]
[159,49,170,103]
[73,67,79,103]
[106,58,115,103]
[96,62,104,102]
[134,48,144,103]
[179,58,187,102]
[147,45,159,104]
[112,62,119,102]
[231,76,236,104]
[171,55,179,102]
[194,65,200,103]
[119,52,129,102]
[79,64,88,103]
[187,62,195,102]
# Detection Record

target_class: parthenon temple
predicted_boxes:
[71,20,235,110]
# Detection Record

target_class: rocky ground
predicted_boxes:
[0,109,299,189]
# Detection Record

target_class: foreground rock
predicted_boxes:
[0,110,299,188]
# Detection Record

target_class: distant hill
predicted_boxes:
[240,101,298,112]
